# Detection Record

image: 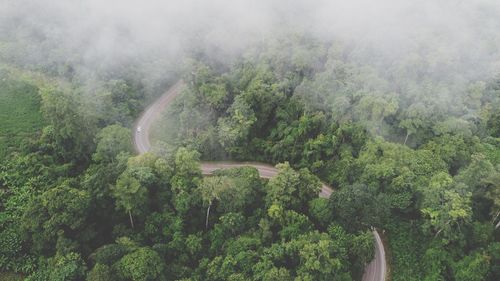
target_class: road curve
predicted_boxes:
[133,80,386,281]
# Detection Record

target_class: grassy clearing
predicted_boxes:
[0,78,43,157]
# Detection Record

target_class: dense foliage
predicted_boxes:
[0,30,499,281]
[155,34,500,280]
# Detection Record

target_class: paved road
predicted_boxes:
[362,230,387,281]
[133,81,386,281]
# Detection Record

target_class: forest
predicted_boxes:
[1,1,499,281]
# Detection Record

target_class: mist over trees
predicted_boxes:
[0,0,499,281]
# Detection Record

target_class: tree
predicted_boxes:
[170,148,202,216]
[485,172,500,229]
[217,95,256,149]
[355,93,399,135]
[452,153,500,228]
[262,267,293,281]
[265,162,320,212]
[421,134,474,173]
[308,198,333,229]
[289,232,344,280]
[211,167,263,214]
[355,139,446,214]
[39,87,96,164]
[239,68,284,134]
[453,252,490,281]
[199,80,230,113]
[42,184,90,231]
[296,239,341,280]
[111,170,147,228]
[433,117,473,138]
[421,246,450,281]
[278,210,313,241]
[172,148,201,186]
[26,252,87,281]
[116,247,165,281]
[421,172,472,240]
[93,124,132,163]
[106,79,145,121]
[87,263,114,281]
[399,102,432,145]
[109,153,167,228]
[90,243,129,266]
[21,182,91,253]
[199,176,234,228]
[331,183,388,232]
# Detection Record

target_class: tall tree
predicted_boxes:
[421,172,472,239]
[111,170,147,228]
[199,176,234,229]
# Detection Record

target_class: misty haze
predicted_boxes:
[0,1,499,281]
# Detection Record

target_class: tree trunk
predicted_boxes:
[492,210,500,229]
[205,203,212,229]
[434,220,451,238]
[129,210,135,229]
[434,228,443,238]
[404,131,410,145]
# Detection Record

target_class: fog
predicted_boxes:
[1,0,500,90]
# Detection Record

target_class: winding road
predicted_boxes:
[133,80,386,281]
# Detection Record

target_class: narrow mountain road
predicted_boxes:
[134,80,386,281]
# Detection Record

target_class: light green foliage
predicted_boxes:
[421,172,472,240]
[239,68,284,133]
[210,166,262,213]
[265,162,301,209]
[199,176,234,227]
[112,168,146,227]
[434,117,473,138]
[262,267,292,281]
[355,93,399,134]
[265,162,320,211]
[86,263,113,281]
[199,80,229,112]
[171,148,202,215]
[93,124,132,163]
[26,252,87,281]
[116,247,165,281]
[255,231,346,281]
[355,139,447,213]
[422,246,450,281]
[399,102,432,145]
[173,148,201,181]
[111,153,172,227]
[453,252,490,281]
[421,134,476,173]
[199,176,234,207]
[217,95,256,148]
